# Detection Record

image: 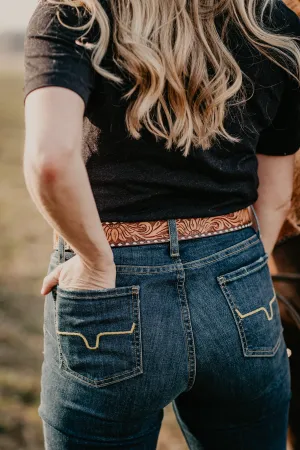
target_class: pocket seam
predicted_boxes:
[57,285,139,300]
[183,235,260,272]
[60,361,142,387]
[217,257,282,358]
[55,286,143,387]
[218,254,268,284]
[131,285,143,375]
[219,279,251,355]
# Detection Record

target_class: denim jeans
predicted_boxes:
[41,220,291,449]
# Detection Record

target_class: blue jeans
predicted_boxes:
[41,220,291,449]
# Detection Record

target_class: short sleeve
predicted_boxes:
[256,1,300,156]
[24,1,96,106]
[256,80,300,156]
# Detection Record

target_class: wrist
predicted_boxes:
[81,247,115,271]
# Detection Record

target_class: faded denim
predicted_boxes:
[41,219,291,449]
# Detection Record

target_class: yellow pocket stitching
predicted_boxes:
[57,323,136,350]
[235,294,276,321]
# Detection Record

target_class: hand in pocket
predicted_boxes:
[41,254,117,294]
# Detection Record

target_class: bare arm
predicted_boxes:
[254,153,295,255]
[24,87,115,292]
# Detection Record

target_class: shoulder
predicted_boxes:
[264,1,300,37]
[26,0,91,37]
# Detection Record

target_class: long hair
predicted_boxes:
[49,0,300,155]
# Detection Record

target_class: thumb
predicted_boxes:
[41,264,63,296]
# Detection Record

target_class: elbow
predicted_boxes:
[35,160,63,185]
[24,145,73,184]
[269,195,292,218]
[275,198,292,215]
[256,191,293,218]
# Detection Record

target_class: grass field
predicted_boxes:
[0,72,187,450]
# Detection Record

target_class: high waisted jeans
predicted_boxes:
[41,220,291,449]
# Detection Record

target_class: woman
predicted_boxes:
[24,0,300,448]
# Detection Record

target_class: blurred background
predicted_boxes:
[0,1,299,449]
[0,1,187,449]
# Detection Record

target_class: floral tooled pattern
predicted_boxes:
[102,221,170,245]
[54,209,252,249]
[102,209,252,246]
[176,209,251,239]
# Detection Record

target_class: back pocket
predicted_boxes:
[217,254,282,357]
[55,285,142,387]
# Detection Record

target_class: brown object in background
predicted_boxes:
[278,152,300,243]
[1,2,300,450]
[284,0,300,16]
[282,0,300,237]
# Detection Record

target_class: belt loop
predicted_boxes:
[58,235,65,264]
[168,219,180,258]
[250,205,261,239]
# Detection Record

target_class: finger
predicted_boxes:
[41,265,62,295]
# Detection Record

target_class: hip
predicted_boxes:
[41,222,290,431]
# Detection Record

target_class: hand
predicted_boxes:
[268,254,277,276]
[41,254,116,295]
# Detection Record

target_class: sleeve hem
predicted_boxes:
[24,76,90,106]
[256,146,300,156]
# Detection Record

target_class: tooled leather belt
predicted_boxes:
[53,208,253,251]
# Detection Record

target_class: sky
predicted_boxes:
[1,0,38,32]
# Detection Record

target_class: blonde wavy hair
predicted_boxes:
[49,0,300,155]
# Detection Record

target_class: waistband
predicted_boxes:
[53,208,253,252]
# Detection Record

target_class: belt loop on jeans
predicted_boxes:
[58,236,65,264]
[53,208,253,251]
[249,205,261,239]
[168,219,180,258]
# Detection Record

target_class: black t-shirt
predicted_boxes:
[24,0,300,222]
